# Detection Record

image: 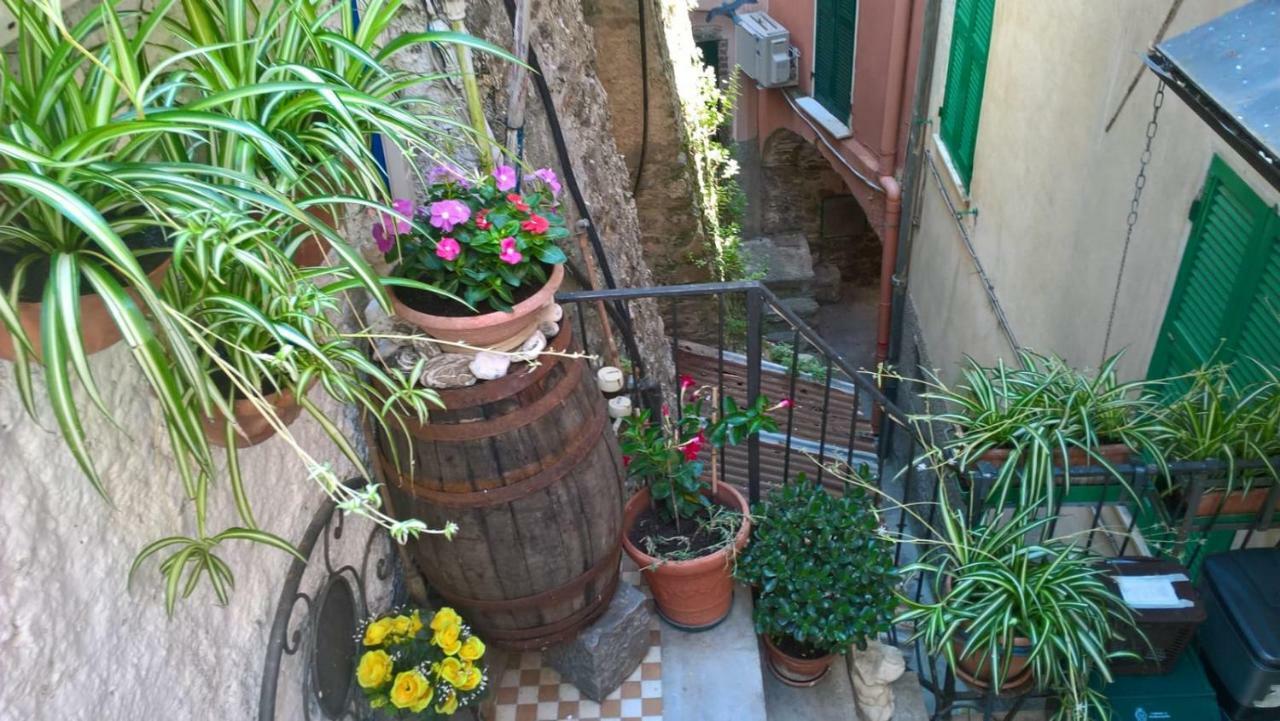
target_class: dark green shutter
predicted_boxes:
[813,0,856,123]
[1150,156,1280,386]
[939,0,994,186]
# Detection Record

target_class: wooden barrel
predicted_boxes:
[375,323,625,649]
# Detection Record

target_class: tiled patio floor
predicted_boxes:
[492,561,664,721]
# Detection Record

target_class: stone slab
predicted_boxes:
[889,671,930,721]
[762,651,859,721]
[742,233,815,295]
[661,586,768,721]
[544,582,652,702]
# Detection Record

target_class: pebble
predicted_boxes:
[469,351,511,381]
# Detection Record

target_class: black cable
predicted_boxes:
[500,0,645,378]
[631,0,650,196]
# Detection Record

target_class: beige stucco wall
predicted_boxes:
[909,0,1280,380]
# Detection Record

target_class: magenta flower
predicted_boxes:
[435,237,461,261]
[493,165,517,192]
[428,200,470,233]
[372,198,415,252]
[499,236,523,265]
[534,167,561,195]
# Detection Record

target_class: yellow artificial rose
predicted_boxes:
[458,663,483,692]
[408,610,424,635]
[458,636,486,662]
[363,618,394,647]
[356,650,394,689]
[391,615,414,637]
[389,670,434,713]
[430,607,461,632]
[433,622,462,656]
[435,689,459,715]
[436,657,468,687]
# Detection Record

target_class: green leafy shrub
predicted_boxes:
[734,476,896,654]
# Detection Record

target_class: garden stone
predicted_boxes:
[544,582,652,702]
[849,641,905,721]
[538,319,561,338]
[421,354,476,389]
[511,329,547,363]
[542,303,563,323]
[469,351,511,380]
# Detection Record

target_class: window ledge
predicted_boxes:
[930,132,973,210]
[794,96,853,139]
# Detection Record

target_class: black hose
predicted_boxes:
[631,0,650,196]
[500,0,645,378]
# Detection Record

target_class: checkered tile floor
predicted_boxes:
[491,560,663,721]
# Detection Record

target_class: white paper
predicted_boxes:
[1115,575,1193,609]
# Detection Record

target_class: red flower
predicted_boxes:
[679,374,696,391]
[779,398,793,409]
[622,455,632,467]
[520,214,550,234]
[662,404,670,417]
[507,193,530,212]
[474,209,491,230]
[681,431,706,461]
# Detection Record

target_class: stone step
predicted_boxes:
[660,585,769,721]
[742,233,815,298]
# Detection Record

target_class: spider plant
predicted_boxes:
[908,351,1171,510]
[895,490,1140,721]
[1151,361,1280,505]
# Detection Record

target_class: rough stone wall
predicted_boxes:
[0,343,369,721]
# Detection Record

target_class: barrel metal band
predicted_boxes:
[471,571,620,649]
[379,400,608,508]
[434,542,622,614]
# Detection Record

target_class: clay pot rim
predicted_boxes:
[390,263,564,332]
[975,441,1133,464]
[621,483,751,577]
[760,631,836,665]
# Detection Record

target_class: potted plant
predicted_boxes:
[356,606,489,717]
[618,376,787,629]
[1152,362,1280,517]
[734,476,897,686]
[905,351,1170,510]
[894,490,1140,718]
[378,164,569,351]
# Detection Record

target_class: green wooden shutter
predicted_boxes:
[939,0,995,186]
[1150,157,1280,386]
[813,0,856,123]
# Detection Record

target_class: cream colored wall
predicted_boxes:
[909,0,1280,380]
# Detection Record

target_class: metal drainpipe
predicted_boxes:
[442,0,494,171]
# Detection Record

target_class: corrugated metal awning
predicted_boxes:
[1146,0,1280,190]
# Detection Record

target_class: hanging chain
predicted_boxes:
[1100,80,1165,364]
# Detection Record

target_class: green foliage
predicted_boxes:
[384,169,568,312]
[687,65,745,282]
[734,476,897,654]
[893,489,1140,721]
[905,351,1172,509]
[619,379,782,520]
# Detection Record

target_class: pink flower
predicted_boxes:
[372,198,415,252]
[499,236,523,265]
[681,431,706,461]
[534,167,562,195]
[428,200,470,233]
[493,165,517,192]
[770,398,795,412]
[661,404,670,417]
[520,214,550,234]
[435,237,461,261]
[679,374,696,391]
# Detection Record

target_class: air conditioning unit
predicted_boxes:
[734,12,799,88]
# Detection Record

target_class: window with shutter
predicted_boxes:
[1149,156,1280,387]
[939,0,995,187]
[812,0,856,123]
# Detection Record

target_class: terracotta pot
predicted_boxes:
[0,258,170,362]
[951,635,1033,692]
[621,483,751,630]
[292,204,339,267]
[391,264,563,353]
[201,387,304,448]
[761,633,836,687]
[1192,486,1274,517]
[978,442,1133,470]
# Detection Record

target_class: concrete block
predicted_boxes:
[742,233,815,296]
[544,582,652,702]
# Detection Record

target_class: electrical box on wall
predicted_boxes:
[734,12,798,88]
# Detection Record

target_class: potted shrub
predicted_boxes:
[1152,362,1280,517]
[618,377,787,629]
[907,351,1170,509]
[895,490,1140,718]
[356,606,489,717]
[378,164,569,351]
[734,476,897,686]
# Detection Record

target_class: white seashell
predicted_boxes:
[421,354,477,389]
[511,330,548,363]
